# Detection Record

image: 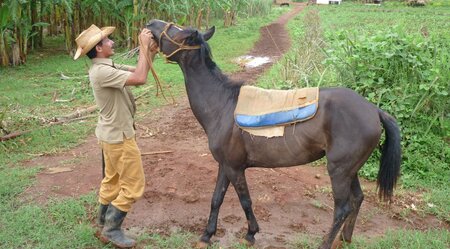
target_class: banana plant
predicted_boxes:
[114,0,135,49]
[0,4,12,66]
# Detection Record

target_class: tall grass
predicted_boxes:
[244,0,274,17]
[258,10,327,89]
[280,10,326,88]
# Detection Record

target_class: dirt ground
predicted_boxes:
[22,3,447,249]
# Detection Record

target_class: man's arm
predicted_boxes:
[125,29,157,86]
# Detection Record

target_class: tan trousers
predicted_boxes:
[98,137,145,212]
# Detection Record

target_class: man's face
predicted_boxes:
[96,37,115,58]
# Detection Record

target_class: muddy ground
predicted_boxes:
[22,3,447,249]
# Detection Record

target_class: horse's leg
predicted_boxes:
[319,162,353,249]
[225,167,259,245]
[339,176,364,245]
[199,165,230,245]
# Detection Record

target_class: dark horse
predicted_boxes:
[146,20,401,249]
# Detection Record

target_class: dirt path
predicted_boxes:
[23,3,446,249]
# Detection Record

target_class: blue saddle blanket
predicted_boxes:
[234,86,319,129]
[235,102,318,127]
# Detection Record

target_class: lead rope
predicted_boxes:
[139,35,176,105]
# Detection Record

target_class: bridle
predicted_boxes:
[137,22,201,104]
[158,22,201,63]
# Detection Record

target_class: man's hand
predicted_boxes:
[149,38,159,53]
[126,29,157,86]
[139,28,158,53]
[139,29,153,48]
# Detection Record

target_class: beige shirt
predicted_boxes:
[89,58,135,144]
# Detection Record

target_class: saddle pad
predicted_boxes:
[235,86,319,137]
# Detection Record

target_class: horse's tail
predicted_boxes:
[377,109,401,202]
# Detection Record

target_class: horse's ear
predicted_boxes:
[174,29,199,43]
[203,26,215,41]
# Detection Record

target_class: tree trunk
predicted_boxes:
[132,0,139,49]
[64,10,73,55]
[205,6,210,29]
[30,0,38,50]
[190,7,195,27]
[72,0,80,47]
[12,26,24,65]
[11,42,21,66]
[196,8,202,30]
[22,3,30,61]
[0,34,9,66]
[50,5,57,36]
[38,0,43,47]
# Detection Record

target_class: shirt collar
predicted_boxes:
[92,58,114,67]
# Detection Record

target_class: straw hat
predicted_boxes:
[73,24,115,60]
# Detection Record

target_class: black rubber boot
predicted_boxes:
[94,204,109,238]
[100,205,136,248]
[97,203,109,227]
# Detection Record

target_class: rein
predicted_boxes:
[139,36,176,104]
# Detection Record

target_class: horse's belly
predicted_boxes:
[244,133,325,168]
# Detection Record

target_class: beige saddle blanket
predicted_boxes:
[235,86,319,137]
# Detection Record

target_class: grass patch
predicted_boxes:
[291,229,450,249]
[0,193,100,249]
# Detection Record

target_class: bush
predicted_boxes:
[323,29,449,186]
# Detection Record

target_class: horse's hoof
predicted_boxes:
[331,239,346,249]
[239,238,255,247]
[195,241,210,249]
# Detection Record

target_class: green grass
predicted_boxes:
[0,193,100,248]
[0,7,288,249]
[291,229,450,249]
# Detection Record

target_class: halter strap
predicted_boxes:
[158,22,201,63]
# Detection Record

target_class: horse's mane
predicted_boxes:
[182,28,243,100]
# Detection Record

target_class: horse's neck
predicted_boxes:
[180,62,238,134]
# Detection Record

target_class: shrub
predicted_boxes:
[323,29,449,186]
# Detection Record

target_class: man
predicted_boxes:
[74,24,158,248]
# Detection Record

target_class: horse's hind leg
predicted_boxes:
[199,165,230,245]
[339,176,364,244]
[319,161,354,249]
[225,166,259,245]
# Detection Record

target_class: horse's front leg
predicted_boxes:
[198,165,230,246]
[226,166,260,245]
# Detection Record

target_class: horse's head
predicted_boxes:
[146,19,215,63]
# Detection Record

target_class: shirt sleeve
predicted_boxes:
[95,65,131,89]
[115,64,136,72]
